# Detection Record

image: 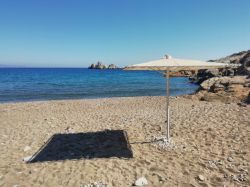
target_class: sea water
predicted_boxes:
[0,68,199,103]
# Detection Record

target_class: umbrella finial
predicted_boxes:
[164,54,172,59]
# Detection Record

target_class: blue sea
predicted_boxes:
[0,68,199,103]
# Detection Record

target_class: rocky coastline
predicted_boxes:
[191,76,250,104]
[189,50,250,104]
[190,50,250,84]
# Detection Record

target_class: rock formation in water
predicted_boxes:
[107,64,118,69]
[88,61,107,69]
[88,62,119,69]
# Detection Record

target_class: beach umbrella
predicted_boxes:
[124,54,227,141]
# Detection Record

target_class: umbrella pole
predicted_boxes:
[166,69,170,141]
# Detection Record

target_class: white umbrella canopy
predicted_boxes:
[124,55,227,71]
[124,54,228,142]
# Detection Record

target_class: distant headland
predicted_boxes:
[88,61,119,69]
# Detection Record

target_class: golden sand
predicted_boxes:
[0,96,249,187]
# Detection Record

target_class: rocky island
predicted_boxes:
[88,61,119,69]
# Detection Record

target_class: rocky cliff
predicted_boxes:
[189,50,250,104]
[208,50,250,75]
[190,50,250,84]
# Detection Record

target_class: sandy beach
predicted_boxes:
[0,96,249,187]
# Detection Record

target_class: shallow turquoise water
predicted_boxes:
[0,68,199,103]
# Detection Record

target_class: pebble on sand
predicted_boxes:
[134,177,148,186]
[83,182,107,187]
[197,175,205,181]
[227,157,234,162]
[23,156,32,163]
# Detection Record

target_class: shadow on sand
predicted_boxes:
[28,130,133,163]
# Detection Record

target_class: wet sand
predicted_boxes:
[0,96,249,187]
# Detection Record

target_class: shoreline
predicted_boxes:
[0,93,191,105]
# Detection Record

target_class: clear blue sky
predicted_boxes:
[0,0,249,67]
